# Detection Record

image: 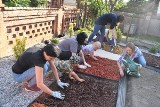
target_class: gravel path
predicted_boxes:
[0,56,43,107]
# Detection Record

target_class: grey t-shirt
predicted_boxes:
[58,38,78,53]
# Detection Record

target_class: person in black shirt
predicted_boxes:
[87,13,124,43]
[12,44,69,100]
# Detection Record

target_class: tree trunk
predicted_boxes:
[82,2,87,28]
[109,0,118,12]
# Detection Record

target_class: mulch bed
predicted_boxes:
[29,56,120,107]
[29,73,118,107]
[76,56,121,80]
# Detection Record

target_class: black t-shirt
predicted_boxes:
[95,13,117,29]
[12,47,46,74]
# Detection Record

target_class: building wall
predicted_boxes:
[122,13,160,37]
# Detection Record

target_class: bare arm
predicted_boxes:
[69,68,85,82]
[48,60,60,82]
[72,52,77,56]
[35,66,53,95]
[90,52,98,60]
[79,50,91,67]
[117,62,124,77]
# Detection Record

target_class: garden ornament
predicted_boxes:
[122,55,142,77]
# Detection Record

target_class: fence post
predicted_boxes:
[0,1,8,57]
[56,8,64,35]
[145,14,151,35]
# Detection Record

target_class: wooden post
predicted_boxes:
[0,0,8,57]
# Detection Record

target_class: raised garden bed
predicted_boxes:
[29,55,124,107]
[29,73,118,107]
[142,50,160,68]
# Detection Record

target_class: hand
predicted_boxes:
[93,57,98,61]
[138,65,142,72]
[69,76,75,80]
[52,91,65,100]
[84,62,91,67]
[78,78,85,82]
[120,69,124,77]
[57,80,69,89]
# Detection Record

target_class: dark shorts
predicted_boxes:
[58,51,72,60]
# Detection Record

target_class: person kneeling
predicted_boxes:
[54,55,85,82]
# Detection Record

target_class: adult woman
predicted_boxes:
[118,42,146,66]
[57,32,91,68]
[12,44,69,100]
[117,42,146,77]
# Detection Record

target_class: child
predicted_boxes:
[54,55,85,82]
[82,41,101,60]
[104,29,117,52]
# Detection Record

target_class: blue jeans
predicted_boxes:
[87,24,105,43]
[134,55,146,67]
[12,62,51,86]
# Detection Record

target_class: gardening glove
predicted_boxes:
[84,62,91,67]
[52,91,65,100]
[57,80,69,89]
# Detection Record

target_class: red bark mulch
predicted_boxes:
[76,56,121,80]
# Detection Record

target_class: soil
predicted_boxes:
[29,73,119,107]
[77,56,121,80]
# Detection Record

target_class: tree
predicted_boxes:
[76,0,126,28]
[119,0,149,14]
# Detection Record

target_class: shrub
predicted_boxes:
[13,38,26,59]
[51,38,59,45]
[4,0,31,7]
[149,47,156,54]
[68,23,74,37]
[116,26,124,43]
[76,27,92,35]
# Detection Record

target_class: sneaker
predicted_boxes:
[25,84,41,91]
[78,65,87,69]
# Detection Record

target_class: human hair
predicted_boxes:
[126,42,135,52]
[76,32,88,45]
[117,14,125,23]
[43,43,57,57]
[93,41,101,49]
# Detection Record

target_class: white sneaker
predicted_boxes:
[78,65,87,69]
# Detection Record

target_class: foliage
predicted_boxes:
[114,0,127,10]
[51,38,59,45]
[149,47,157,54]
[76,27,92,35]
[118,0,148,14]
[3,0,47,7]
[3,0,31,7]
[30,0,39,7]
[13,38,26,59]
[116,25,124,43]
[68,23,74,38]
[78,0,126,27]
